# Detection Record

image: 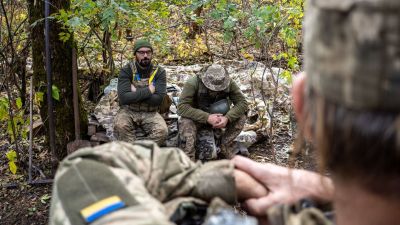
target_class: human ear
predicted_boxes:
[292,72,306,126]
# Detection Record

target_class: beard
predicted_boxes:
[138,57,151,67]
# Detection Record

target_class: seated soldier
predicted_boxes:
[177,64,248,161]
[113,39,168,146]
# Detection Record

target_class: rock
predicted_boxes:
[235,130,258,148]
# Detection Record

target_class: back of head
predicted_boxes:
[304,0,400,196]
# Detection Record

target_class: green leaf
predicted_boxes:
[40,194,51,204]
[52,85,60,101]
[0,98,8,121]
[16,97,22,109]
[6,150,17,161]
[35,92,44,106]
[9,161,17,174]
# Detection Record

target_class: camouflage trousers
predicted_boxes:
[178,115,247,161]
[114,106,168,146]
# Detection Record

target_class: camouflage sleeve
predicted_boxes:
[117,65,152,105]
[142,67,167,106]
[49,141,236,225]
[267,199,334,225]
[225,80,248,122]
[177,76,210,124]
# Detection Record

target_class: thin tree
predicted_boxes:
[27,0,87,161]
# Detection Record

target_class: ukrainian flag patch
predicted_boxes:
[80,196,125,223]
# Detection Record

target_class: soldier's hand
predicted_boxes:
[234,169,268,201]
[131,84,137,92]
[213,116,228,128]
[207,114,222,126]
[232,156,334,216]
[149,83,156,93]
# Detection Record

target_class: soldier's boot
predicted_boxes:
[178,118,197,161]
[218,143,236,159]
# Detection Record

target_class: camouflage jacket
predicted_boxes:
[177,76,248,124]
[49,141,236,225]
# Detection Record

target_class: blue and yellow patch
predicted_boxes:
[80,196,125,223]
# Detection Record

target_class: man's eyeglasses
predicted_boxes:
[136,50,153,56]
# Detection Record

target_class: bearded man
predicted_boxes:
[114,39,168,145]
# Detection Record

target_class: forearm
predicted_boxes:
[142,93,163,106]
[118,68,152,105]
[142,69,166,106]
[178,103,209,123]
[119,88,152,105]
[225,101,248,122]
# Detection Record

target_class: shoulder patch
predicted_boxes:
[80,196,125,223]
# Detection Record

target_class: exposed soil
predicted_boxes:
[1,134,54,225]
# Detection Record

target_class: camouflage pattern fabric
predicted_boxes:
[178,115,246,161]
[196,128,218,161]
[113,107,168,145]
[49,141,237,225]
[267,199,334,225]
[93,90,120,140]
[220,114,247,158]
[199,64,230,92]
[305,0,400,111]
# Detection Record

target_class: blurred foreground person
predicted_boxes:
[49,141,267,225]
[234,0,400,224]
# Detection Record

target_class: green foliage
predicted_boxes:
[6,150,18,174]
[187,0,304,80]
[53,0,174,74]
[0,96,29,142]
[51,0,304,75]
[35,92,44,107]
[52,85,60,101]
[40,194,51,204]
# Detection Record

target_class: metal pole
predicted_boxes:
[72,47,80,140]
[45,0,56,162]
[29,75,33,182]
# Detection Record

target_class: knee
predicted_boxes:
[179,118,196,133]
[233,115,247,129]
[114,119,131,132]
[160,124,168,139]
[153,121,168,139]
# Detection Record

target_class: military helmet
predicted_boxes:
[305,0,400,111]
[200,64,230,91]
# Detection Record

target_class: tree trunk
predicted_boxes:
[187,6,203,39]
[27,0,87,160]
